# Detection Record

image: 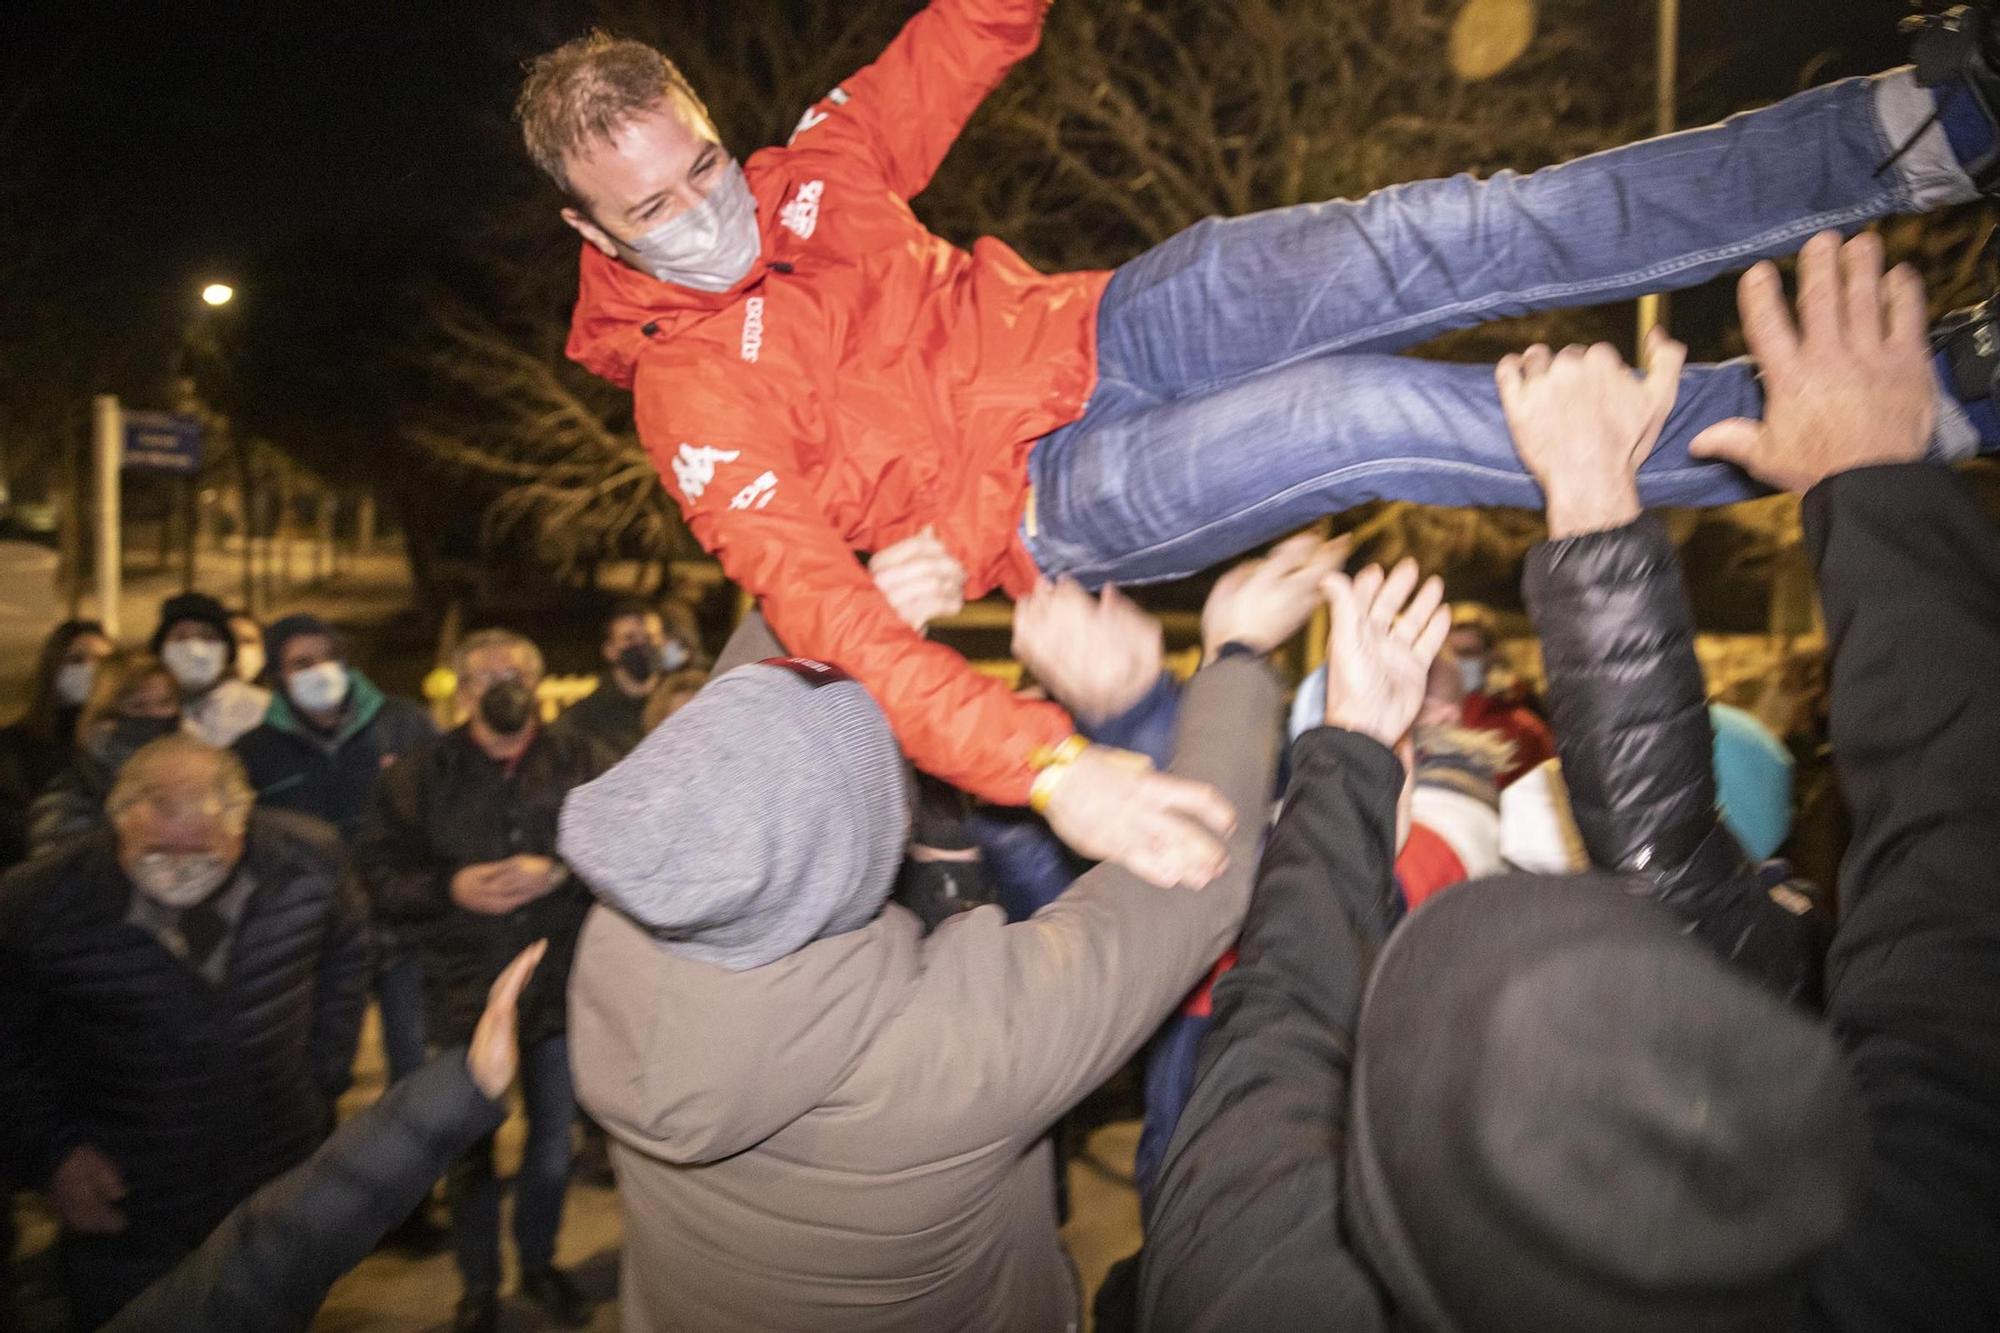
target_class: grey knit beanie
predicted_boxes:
[558,658,910,970]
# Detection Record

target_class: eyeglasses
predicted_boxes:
[462,671,532,691]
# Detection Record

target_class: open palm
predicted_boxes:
[1321,559,1451,752]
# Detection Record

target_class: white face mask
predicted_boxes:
[131,851,233,909]
[236,643,266,684]
[619,159,762,292]
[55,662,96,707]
[1457,658,1487,698]
[163,639,228,692]
[287,661,350,714]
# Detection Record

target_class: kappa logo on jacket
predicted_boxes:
[786,87,850,145]
[729,470,779,511]
[779,181,825,241]
[672,444,741,501]
[740,297,766,364]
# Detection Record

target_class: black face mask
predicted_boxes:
[478,681,536,736]
[892,856,996,934]
[615,644,659,684]
[92,715,183,772]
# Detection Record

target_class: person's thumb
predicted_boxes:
[1688,417,1765,464]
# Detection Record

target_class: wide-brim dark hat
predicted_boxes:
[1346,873,1865,1333]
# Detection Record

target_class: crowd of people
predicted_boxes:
[8,1,2000,1329]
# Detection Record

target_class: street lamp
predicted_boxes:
[1451,0,1537,83]
[201,282,235,307]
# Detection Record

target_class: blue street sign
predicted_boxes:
[122,412,204,475]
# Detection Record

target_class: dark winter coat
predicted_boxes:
[23,743,119,859]
[1522,513,1827,1003]
[0,710,78,868]
[104,1051,505,1333]
[234,671,436,840]
[549,673,650,760]
[0,810,372,1241]
[353,724,613,1048]
[1139,469,2000,1331]
[1791,465,2000,1330]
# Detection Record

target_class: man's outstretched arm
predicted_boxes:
[1139,560,1450,1332]
[784,0,1052,198]
[104,943,544,1333]
[1683,230,2000,1328]
[1498,332,1823,1002]
[1798,464,2000,1330]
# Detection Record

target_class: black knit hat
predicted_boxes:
[150,592,236,666]
[1345,874,1865,1333]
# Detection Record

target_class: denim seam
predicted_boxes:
[1052,455,1734,586]
[1171,194,1904,400]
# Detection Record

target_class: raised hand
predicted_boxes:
[1496,329,1687,538]
[1012,578,1164,726]
[1200,532,1352,661]
[1320,559,1452,753]
[1038,746,1238,891]
[467,940,548,1100]
[1690,230,1933,493]
[869,526,967,632]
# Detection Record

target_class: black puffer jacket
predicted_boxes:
[1523,514,1825,1003]
[354,725,613,1047]
[0,810,372,1225]
[0,713,77,869]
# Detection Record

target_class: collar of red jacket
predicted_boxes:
[565,150,787,391]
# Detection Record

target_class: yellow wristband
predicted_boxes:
[1027,739,1155,815]
[1029,764,1068,815]
[1028,734,1090,771]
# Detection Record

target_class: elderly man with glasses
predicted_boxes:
[0,735,371,1330]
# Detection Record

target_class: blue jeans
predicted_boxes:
[1024,72,1979,585]
[447,1034,575,1294]
[375,949,429,1086]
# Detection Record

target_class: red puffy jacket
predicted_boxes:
[567,0,1109,806]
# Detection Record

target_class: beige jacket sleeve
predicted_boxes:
[710,609,786,676]
[888,656,1283,1153]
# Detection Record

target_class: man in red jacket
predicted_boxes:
[519,1,2000,886]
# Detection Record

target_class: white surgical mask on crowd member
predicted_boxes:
[621,159,762,292]
[1457,657,1486,698]
[55,662,96,707]
[288,661,351,714]
[131,851,233,909]
[236,641,266,684]
[660,638,691,672]
[162,639,228,692]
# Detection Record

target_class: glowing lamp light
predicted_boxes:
[1451,0,1537,82]
[200,283,235,307]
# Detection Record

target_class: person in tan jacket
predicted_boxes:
[557,537,1344,1333]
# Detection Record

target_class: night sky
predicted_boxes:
[5,0,1910,407]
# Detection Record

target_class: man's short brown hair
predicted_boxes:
[515,31,709,197]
